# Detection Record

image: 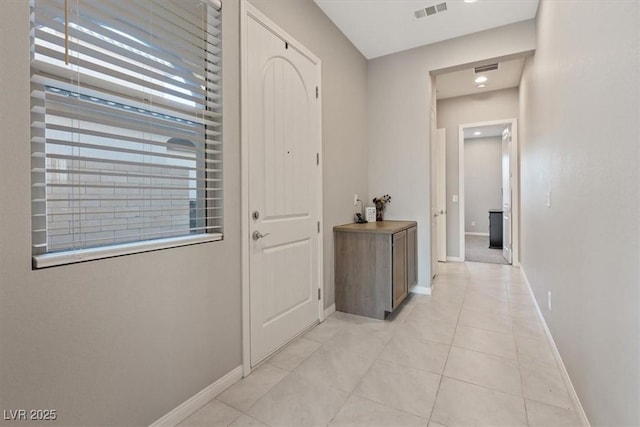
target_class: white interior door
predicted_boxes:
[247,13,321,366]
[502,128,513,263]
[430,105,438,280]
[436,128,447,262]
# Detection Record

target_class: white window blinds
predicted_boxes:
[31,0,223,266]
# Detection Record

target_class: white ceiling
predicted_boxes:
[464,123,510,139]
[313,0,539,59]
[435,57,525,100]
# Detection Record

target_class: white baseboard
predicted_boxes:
[410,285,431,295]
[465,232,489,236]
[324,303,336,318]
[150,366,243,427]
[519,268,590,427]
[446,256,464,262]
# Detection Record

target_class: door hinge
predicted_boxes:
[316,152,319,165]
[318,288,321,300]
[317,221,320,233]
[316,86,319,99]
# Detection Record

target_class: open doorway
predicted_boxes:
[459,119,519,265]
[433,55,529,267]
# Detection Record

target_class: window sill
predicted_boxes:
[32,233,223,269]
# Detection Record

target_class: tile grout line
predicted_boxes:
[240,315,349,427]
[326,315,413,425]
[426,266,471,426]
[516,274,584,417]
[226,365,291,416]
[509,270,532,427]
[316,325,380,425]
[324,312,391,427]
[464,264,531,425]
[447,342,518,363]
[444,269,530,399]
[439,375,526,400]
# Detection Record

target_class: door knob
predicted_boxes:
[252,231,271,241]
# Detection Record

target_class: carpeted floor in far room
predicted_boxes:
[465,234,509,265]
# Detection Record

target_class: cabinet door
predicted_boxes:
[392,230,408,308]
[407,226,417,288]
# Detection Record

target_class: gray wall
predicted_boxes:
[0,0,367,425]
[368,22,534,285]
[464,136,502,234]
[0,1,242,426]
[519,1,639,425]
[248,0,369,309]
[436,88,519,258]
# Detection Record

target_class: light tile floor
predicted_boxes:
[179,262,583,427]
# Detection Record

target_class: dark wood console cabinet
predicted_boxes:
[334,221,417,320]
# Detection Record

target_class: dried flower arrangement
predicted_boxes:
[372,194,391,221]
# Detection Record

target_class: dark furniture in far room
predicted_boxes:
[489,210,503,249]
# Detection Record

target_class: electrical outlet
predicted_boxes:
[353,194,359,206]
[471,221,476,227]
[452,195,458,203]
[546,191,552,207]
[547,291,552,311]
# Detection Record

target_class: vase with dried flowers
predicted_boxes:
[372,194,391,221]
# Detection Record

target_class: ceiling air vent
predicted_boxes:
[474,63,499,73]
[414,2,448,19]
[414,8,427,19]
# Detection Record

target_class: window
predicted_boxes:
[30,0,223,268]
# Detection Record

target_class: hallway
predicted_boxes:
[180,262,582,426]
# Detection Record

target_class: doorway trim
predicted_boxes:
[458,118,519,266]
[240,1,324,377]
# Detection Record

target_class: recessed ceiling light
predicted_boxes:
[477,84,487,88]
[474,131,482,136]
[474,76,488,84]
[464,0,478,3]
